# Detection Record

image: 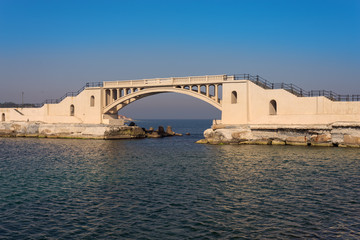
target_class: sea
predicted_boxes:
[0,119,359,239]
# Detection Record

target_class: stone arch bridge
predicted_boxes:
[102,75,225,115]
[2,74,360,125]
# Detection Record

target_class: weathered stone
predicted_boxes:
[286,136,307,143]
[231,131,251,141]
[311,142,333,147]
[343,134,360,145]
[158,126,165,134]
[104,126,146,139]
[166,126,175,135]
[0,122,147,139]
[310,134,331,143]
[286,142,308,146]
[271,140,286,145]
[201,123,360,147]
[146,132,163,138]
[128,122,136,126]
[195,139,208,144]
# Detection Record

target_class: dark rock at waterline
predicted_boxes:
[158,126,165,134]
[185,133,190,136]
[128,122,136,126]
[146,131,163,138]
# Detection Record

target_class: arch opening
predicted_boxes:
[90,96,95,107]
[104,87,222,114]
[200,85,206,95]
[112,89,117,101]
[118,92,221,120]
[70,104,75,116]
[269,100,277,115]
[105,89,111,105]
[231,91,237,104]
[1,113,5,122]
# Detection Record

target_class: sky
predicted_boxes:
[0,0,359,119]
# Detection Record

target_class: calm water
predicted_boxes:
[0,119,359,239]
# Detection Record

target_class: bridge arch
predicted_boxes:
[269,100,277,115]
[103,87,222,114]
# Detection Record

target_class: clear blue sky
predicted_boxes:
[0,0,359,119]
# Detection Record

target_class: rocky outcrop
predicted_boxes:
[0,122,146,139]
[145,125,183,138]
[0,122,185,140]
[197,123,360,147]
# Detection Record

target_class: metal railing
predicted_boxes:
[233,74,360,101]
[33,82,103,107]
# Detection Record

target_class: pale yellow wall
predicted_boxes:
[222,80,360,125]
[221,81,248,124]
[0,87,103,124]
[44,88,102,124]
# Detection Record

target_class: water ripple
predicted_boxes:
[0,122,360,239]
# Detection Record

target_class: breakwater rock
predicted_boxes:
[0,122,146,139]
[0,122,185,140]
[197,122,360,147]
[144,125,183,138]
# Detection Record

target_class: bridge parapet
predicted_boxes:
[103,74,231,88]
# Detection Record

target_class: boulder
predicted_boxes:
[166,126,175,136]
[158,126,165,134]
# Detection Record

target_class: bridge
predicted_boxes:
[102,74,226,114]
[1,74,360,125]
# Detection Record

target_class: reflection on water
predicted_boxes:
[0,120,359,239]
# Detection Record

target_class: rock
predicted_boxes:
[185,133,190,135]
[146,131,163,138]
[175,133,183,136]
[166,126,175,135]
[286,136,307,143]
[158,126,165,134]
[104,126,146,139]
[310,134,331,143]
[128,122,136,126]
[343,134,360,145]
[149,127,154,131]
[271,140,286,145]
[196,139,208,144]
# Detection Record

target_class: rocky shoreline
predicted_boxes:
[196,122,360,147]
[0,122,183,140]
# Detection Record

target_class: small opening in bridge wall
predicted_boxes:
[70,104,75,116]
[90,96,95,107]
[269,100,277,115]
[1,113,5,122]
[231,91,237,104]
[105,89,110,105]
